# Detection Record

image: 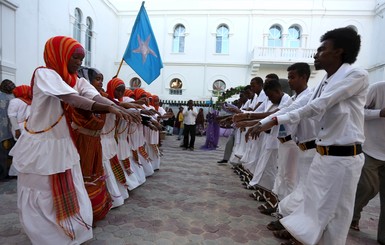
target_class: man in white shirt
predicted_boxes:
[249,27,369,245]
[351,81,385,245]
[182,99,198,150]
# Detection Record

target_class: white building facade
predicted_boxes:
[1,0,384,103]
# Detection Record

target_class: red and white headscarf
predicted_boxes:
[43,36,84,87]
[106,78,125,102]
[13,85,32,105]
[124,89,135,98]
[151,95,159,111]
[134,88,147,100]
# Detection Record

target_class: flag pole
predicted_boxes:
[115,58,124,78]
[115,1,144,78]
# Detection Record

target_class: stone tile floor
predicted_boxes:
[0,135,380,245]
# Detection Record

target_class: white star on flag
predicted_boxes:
[132,34,158,64]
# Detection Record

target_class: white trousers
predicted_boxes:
[280,153,364,245]
[249,148,278,190]
[278,148,315,217]
[17,164,93,245]
[272,140,300,200]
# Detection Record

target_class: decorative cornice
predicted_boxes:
[0,0,18,10]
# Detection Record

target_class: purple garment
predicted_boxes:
[201,110,220,150]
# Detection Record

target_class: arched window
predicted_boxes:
[212,80,226,96]
[85,17,93,67]
[268,25,282,47]
[172,24,185,53]
[216,24,229,54]
[287,25,301,48]
[130,77,141,89]
[73,8,82,42]
[169,78,183,95]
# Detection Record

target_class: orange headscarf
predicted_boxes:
[150,95,159,111]
[134,88,147,100]
[106,78,125,102]
[124,89,134,98]
[13,85,32,105]
[43,36,84,87]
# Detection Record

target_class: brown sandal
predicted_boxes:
[350,220,360,231]
[273,229,292,240]
[280,238,302,245]
[267,220,284,231]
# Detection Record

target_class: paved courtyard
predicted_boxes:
[0,135,380,245]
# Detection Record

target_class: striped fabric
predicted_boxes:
[13,85,32,105]
[106,78,125,102]
[151,144,160,157]
[122,158,133,176]
[72,111,112,222]
[138,145,150,160]
[134,88,147,100]
[43,36,83,87]
[150,94,159,111]
[124,89,134,98]
[109,155,127,185]
[43,36,89,240]
[132,150,139,164]
[51,169,91,240]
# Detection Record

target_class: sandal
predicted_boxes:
[245,184,257,190]
[350,220,360,231]
[249,191,266,202]
[280,238,302,245]
[273,229,292,240]
[267,220,284,231]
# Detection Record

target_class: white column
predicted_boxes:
[0,0,18,82]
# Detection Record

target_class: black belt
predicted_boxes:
[278,135,292,144]
[316,144,362,156]
[297,140,316,151]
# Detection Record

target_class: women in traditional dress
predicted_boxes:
[73,67,112,222]
[10,36,136,244]
[106,78,140,191]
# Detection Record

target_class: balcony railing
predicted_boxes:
[251,47,316,63]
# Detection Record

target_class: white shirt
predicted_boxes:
[261,87,318,143]
[249,93,259,110]
[241,99,251,112]
[183,107,198,125]
[7,98,30,138]
[264,93,292,149]
[277,64,369,146]
[10,68,99,174]
[362,81,385,160]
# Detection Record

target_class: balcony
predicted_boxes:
[251,46,316,64]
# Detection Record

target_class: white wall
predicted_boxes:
[1,0,382,101]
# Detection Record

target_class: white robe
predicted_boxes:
[10,68,93,244]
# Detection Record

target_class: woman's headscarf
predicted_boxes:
[43,36,84,87]
[151,95,159,111]
[88,68,103,83]
[77,67,103,84]
[134,88,147,100]
[124,89,134,98]
[13,85,32,105]
[106,77,125,101]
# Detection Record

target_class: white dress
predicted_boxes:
[115,100,140,190]
[101,113,129,208]
[7,98,30,176]
[10,68,93,245]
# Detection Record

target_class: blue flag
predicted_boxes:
[123,2,163,85]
